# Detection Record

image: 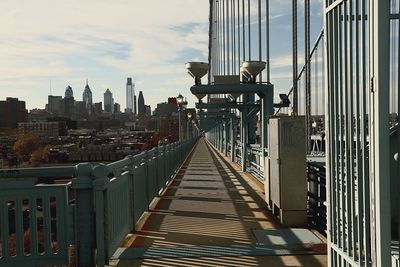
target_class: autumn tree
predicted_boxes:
[30,147,50,167]
[13,134,42,157]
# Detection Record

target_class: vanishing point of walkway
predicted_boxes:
[109,138,327,266]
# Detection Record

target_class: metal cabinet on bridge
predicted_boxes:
[266,116,307,227]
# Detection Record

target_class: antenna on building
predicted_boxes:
[50,79,52,95]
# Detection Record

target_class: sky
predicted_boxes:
[0,0,323,111]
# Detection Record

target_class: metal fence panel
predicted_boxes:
[133,163,148,224]
[0,184,71,266]
[325,0,393,265]
[147,151,159,201]
[106,172,131,259]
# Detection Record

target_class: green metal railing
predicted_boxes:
[206,126,328,237]
[248,145,265,182]
[0,138,197,267]
[307,162,327,236]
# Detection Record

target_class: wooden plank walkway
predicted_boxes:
[108,138,327,266]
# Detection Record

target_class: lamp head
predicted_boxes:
[186,62,209,85]
[176,94,184,104]
[240,61,266,83]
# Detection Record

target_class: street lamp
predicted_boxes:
[176,94,187,142]
[187,112,192,140]
[176,94,184,105]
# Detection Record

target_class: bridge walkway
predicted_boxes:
[108,138,327,266]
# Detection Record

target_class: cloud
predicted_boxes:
[0,0,325,111]
[0,0,210,109]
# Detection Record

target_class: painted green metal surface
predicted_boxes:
[0,184,72,266]
[0,138,198,267]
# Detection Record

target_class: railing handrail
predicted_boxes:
[0,165,77,178]
[0,140,189,179]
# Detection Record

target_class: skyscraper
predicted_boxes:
[82,80,93,114]
[65,85,74,99]
[126,77,136,114]
[104,89,113,113]
[138,91,145,115]
[62,86,75,118]
[47,95,62,115]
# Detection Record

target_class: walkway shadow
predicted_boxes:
[114,139,326,267]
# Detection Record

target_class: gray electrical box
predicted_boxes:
[266,116,307,226]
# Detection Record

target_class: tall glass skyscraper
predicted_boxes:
[126,77,136,114]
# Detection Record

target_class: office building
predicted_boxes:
[138,91,145,115]
[47,95,62,115]
[154,102,178,117]
[145,105,151,116]
[114,103,121,114]
[94,102,103,115]
[18,121,68,138]
[0,98,28,129]
[104,89,113,113]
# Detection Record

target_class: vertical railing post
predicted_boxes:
[241,111,248,172]
[173,142,177,169]
[143,150,150,210]
[218,124,221,150]
[180,140,184,165]
[220,122,224,152]
[214,127,217,146]
[369,0,391,264]
[92,164,110,267]
[167,144,172,179]
[126,155,135,230]
[224,120,229,156]
[72,163,96,267]
[131,154,140,224]
[219,123,222,152]
[173,142,177,171]
[154,147,160,193]
[176,142,180,168]
[230,117,236,162]
[216,125,219,149]
[212,127,215,147]
[214,126,217,148]
[211,127,214,146]
[161,145,167,185]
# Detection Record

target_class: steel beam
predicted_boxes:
[292,0,298,114]
[196,102,259,109]
[190,83,273,96]
[369,0,391,265]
